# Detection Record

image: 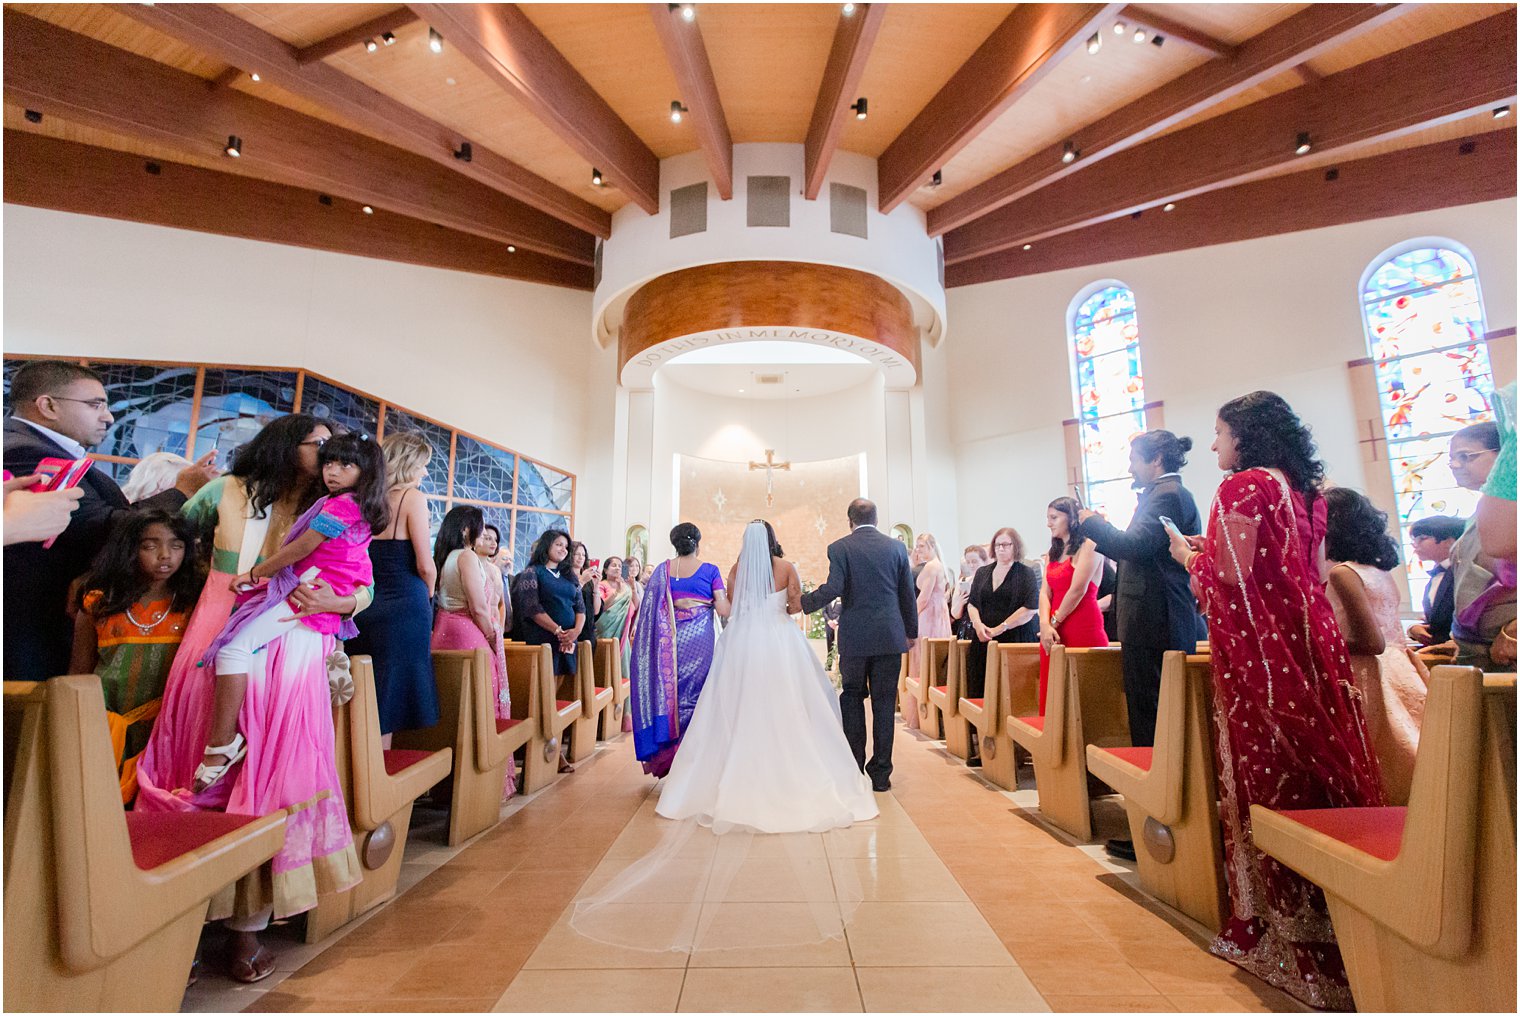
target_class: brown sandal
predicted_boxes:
[558,759,575,774]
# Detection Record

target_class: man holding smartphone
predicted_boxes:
[1076,430,1202,862]
[4,360,217,678]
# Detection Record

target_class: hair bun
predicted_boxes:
[1177,436,1193,452]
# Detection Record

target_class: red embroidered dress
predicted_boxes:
[1187,467,1383,1010]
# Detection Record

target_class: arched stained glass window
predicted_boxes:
[1360,242,1494,603]
[1070,283,1146,526]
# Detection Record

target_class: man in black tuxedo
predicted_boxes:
[801,498,917,791]
[4,360,215,679]
[1077,431,1202,858]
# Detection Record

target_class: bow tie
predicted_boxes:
[1429,564,1448,577]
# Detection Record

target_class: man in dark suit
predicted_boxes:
[4,360,215,679]
[1407,515,1465,647]
[801,498,918,791]
[1077,431,1202,860]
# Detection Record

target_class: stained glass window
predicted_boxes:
[382,408,452,496]
[1360,244,1494,603]
[1070,284,1146,526]
[300,375,380,438]
[196,368,298,466]
[517,459,575,511]
[514,510,569,572]
[453,433,517,504]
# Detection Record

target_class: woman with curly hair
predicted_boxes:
[1167,391,1382,1010]
[1324,487,1428,804]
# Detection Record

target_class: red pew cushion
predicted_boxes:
[125,810,262,871]
[496,717,524,734]
[382,749,434,776]
[1016,715,1044,731]
[1102,746,1154,772]
[1275,806,1407,862]
[964,698,984,707]
[557,700,576,711]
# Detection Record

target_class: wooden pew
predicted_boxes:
[304,656,453,942]
[1250,667,1515,1012]
[506,644,582,794]
[592,638,623,739]
[393,650,534,846]
[1006,646,1129,841]
[4,678,286,1012]
[567,642,608,762]
[962,643,1039,791]
[903,640,940,738]
[1086,651,1227,933]
[921,638,959,751]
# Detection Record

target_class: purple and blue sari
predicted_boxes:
[629,560,723,777]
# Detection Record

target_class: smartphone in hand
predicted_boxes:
[1159,515,1183,538]
[1070,484,1085,510]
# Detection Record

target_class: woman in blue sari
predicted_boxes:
[629,522,730,777]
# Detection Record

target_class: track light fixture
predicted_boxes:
[592,168,605,187]
[365,38,378,52]
[224,134,242,158]
[1295,131,1312,156]
[1087,32,1101,55]
[1061,141,1077,164]
[1494,106,1511,119]
[1151,34,1165,47]
[381,31,396,46]
[930,170,942,188]
[1133,27,1147,43]
[454,141,473,162]
[318,194,333,206]
[145,161,161,175]
[1113,21,1127,34]
[250,72,261,82]
[23,109,41,124]
[667,3,696,21]
[851,97,868,120]
[670,100,688,124]
[842,2,855,13]
[429,27,443,53]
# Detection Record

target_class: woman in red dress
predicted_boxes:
[1169,391,1383,1010]
[1037,497,1110,713]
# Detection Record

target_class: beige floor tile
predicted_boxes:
[492,968,686,1012]
[578,854,715,903]
[714,831,829,862]
[705,855,837,903]
[271,945,413,999]
[678,967,864,1012]
[1017,955,1161,997]
[525,904,697,969]
[844,902,1014,967]
[690,901,852,967]
[824,824,937,859]
[388,941,533,998]
[831,855,967,902]
[1167,992,1294,1012]
[1043,994,1177,1012]
[606,822,721,859]
[856,965,1049,1012]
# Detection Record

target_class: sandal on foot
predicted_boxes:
[558,759,575,774]
[193,733,247,792]
[227,945,275,984]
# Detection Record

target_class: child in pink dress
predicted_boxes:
[194,433,389,791]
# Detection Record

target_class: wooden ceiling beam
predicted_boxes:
[803,3,887,201]
[946,130,1517,286]
[3,130,591,290]
[412,3,661,215]
[928,4,1406,236]
[293,7,419,65]
[116,3,610,240]
[2,13,595,265]
[876,3,1122,214]
[1119,6,1236,59]
[943,9,1516,265]
[648,3,734,200]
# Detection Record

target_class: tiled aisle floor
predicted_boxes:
[192,723,1307,1013]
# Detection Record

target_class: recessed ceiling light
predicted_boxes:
[362,204,373,214]
[365,38,378,52]
[507,245,516,253]
[1113,22,1127,35]
[249,72,260,82]
[1133,28,1147,43]
[1022,243,1033,251]
[842,3,855,14]
[1295,131,1312,156]
[1163,202,1176,212]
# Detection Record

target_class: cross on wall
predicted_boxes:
[748,449,792,507]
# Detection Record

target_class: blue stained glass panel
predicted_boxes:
[424,495,449,544]
[1071,284,1147,529]
[90,363,199,483]
[382,408,452,496]
[452,433,517,504]
[513,510,570,572]
[1071,287,1138,360]
[517,460,574,511]
[300,376,380,439]
[195,368,299,467]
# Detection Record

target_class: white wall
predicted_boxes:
[945,199,1519,546]
[2,205,613,538]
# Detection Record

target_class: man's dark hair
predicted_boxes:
[847,498,877,528]
[10,360,102,409]
[1410,515,1467,543]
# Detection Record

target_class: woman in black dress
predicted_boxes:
[512,528,585,773]
[345,432,440,741]
[965,526,1040,699]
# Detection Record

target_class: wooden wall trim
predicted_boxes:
[619,262,919,375]
[946,130,1517,287]
[2,131,593,290]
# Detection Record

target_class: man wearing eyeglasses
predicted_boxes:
[4,359,217,678]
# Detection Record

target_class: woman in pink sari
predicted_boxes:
[1169,391,1383,1010]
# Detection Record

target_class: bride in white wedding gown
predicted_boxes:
[655,520,879,833]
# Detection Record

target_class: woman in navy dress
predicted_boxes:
[512,528,585,772]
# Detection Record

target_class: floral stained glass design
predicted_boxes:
[1362,246,1493,604]
[1071,285,1146,526]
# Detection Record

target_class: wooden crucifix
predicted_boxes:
[748,449,792,507]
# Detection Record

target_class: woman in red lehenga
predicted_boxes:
[1038,497,1110,713]
[1168,391,1383,1011]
